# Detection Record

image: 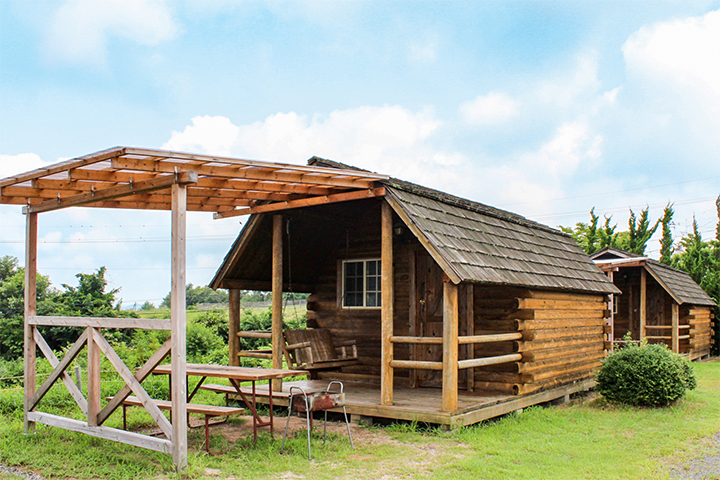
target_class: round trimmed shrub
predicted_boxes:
[596,343,696,407]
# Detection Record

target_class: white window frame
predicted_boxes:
[341,258,382,309]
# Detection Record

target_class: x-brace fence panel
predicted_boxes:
[25,316,175,453]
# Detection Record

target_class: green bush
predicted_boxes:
[186,321,224,360]
[596,342,697,406]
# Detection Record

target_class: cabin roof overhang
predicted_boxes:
[594,257,717,307]
[0,147,389,215]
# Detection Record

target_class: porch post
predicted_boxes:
[640,268,647,342]
[442,279,459,412]
[608,270,615,351]
[23,212,37,432]
[171,183,188,471]
[272,215,283,390]
[671,302,679,353]
[380,201,394,405]
[228,289,242,367]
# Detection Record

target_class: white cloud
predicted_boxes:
[459,92,520,125]
[623,9,720,116]
[44,0,177,66]
[163,106,467,191]
[481,121,603,213]
[163,116,240,156]
[0,153,49,178]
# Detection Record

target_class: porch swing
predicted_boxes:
[236,218,358,371]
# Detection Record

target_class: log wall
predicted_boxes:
[685,306,714,360]
[468,287,609,395]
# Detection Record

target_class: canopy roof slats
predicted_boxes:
[0,147,388,215]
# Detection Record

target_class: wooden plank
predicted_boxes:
[385,194,462,284]
[443,281,459,413]
[459,333,523,344]
[111,157,377,190]
[640,268,647,341]
[33,329,88,416]
[237,330,272,339]
[170,182,188,471]
[525,291,605,302]
[381,201,394,405]
[87,328,101,426]
[0,147,123,188]
[91,330,173,439]
[271,215,284,392]
[516,298,608,310]
[122,147,388,180]
[29,329,89,412]
[458,354,522,369]
[390,336,443,344]
[672,302,680,354]
[24,211,37,432]
[29,316,171,330]
[390,360,443,370]
[24,171,198,214]
[214,188,386,219]
[228,289,241,367]
[98,339,171,425]
[27,411,172,454]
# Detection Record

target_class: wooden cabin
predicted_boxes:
[592,247,716,359]
[211,158,620,427]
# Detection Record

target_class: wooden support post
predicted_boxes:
[464,284,474,392]
[171,183,188,471]
[380,201,394,405]
[24,212,37,432]
[640,268,647,342]
[607,271,615,352]
[442,280,459,413]
[271,215,283,391]
[87,328,101,426]
[672,302,680,354]
[228,289,241,367]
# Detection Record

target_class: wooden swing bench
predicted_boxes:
[236,328,358,371]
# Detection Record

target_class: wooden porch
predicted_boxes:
[234,377,595,428]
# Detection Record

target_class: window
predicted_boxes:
[342,259,381,308]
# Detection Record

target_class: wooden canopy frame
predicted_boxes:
[0,147,387,471]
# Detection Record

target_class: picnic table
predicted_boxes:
[152,363,307,443]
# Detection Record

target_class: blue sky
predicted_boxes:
[1,1,719,307]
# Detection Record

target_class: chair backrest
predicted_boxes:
[284,329,337,365]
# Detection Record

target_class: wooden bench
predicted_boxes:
[113,396,244,454]
[199,383,293,405]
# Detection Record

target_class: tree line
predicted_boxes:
[562,196,720,353]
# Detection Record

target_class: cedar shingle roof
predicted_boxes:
[385,186,619,294]
[308,156,618,295]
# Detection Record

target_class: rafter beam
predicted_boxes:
[23,171,198,214]
[213,187,386,219]
[112,157,377,189]
[0,147,124,188]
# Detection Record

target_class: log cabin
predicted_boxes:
[211,157,621,428]
[591,247,716,359]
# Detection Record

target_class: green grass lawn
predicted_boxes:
[0,359,718,480]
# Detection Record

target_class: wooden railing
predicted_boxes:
[26,315,173,453]
[390,333,523,371]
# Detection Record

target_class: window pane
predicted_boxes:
[366,292,377,307]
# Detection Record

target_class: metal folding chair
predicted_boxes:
[280,381,353,460]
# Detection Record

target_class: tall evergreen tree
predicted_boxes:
[620,206,659,255]
[659,202,674,264]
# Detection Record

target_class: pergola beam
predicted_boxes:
[214,187,385,219]
[23,171,199,214]
[112,157,377,189]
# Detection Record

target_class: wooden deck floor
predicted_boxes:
[236,378,595,427]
